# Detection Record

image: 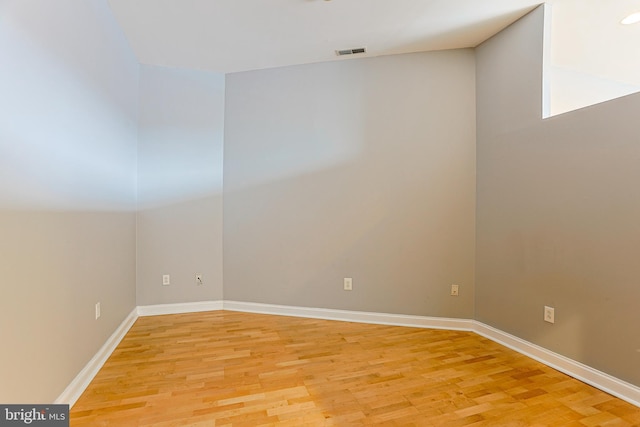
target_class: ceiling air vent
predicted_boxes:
[336,47,367,56]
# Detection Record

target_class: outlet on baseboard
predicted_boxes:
[162,274,170,286]
[95,302,101,320]
[344,278,353,291]
[450,284,459,296]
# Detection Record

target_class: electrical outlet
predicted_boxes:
[95,302,101,320]
[162,274,170,286]
[544,306,555,324]
[451,284,459,296]
[344,277,353,291]
[195,274,203,286]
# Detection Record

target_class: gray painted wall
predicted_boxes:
[0,1,138,402]
[137,65,225,305]
[224,51,477,317]
[476,6,640,386]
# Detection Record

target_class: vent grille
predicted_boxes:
[336,47,367,56]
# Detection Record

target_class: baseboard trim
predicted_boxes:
[473,321,640,408]
[137,300,223,316]
[57,301,640,410]
[223,300,474,331]
[55,307,138,407]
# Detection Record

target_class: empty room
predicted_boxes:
[1,0,640,425]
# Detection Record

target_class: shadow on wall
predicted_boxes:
[0,209,136,403]
[223,161,474,318]
[476,90,640,387]
[223,51,476,319]
[136,193,224,305]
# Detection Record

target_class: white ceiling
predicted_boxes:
[549,0,640,86]
[107,0,543,74]
[107,0,640,111]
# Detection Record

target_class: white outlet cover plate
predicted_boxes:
[544,306,555,324]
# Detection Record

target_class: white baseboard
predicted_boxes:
[473,321,640,408]
[57,300,640,410]
[137,300,223,316]
[55,307,138,407]
[222,300,474,331]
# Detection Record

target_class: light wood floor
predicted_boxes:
[70,311,640,426]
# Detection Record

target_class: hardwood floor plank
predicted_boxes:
[70,311,640,426]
